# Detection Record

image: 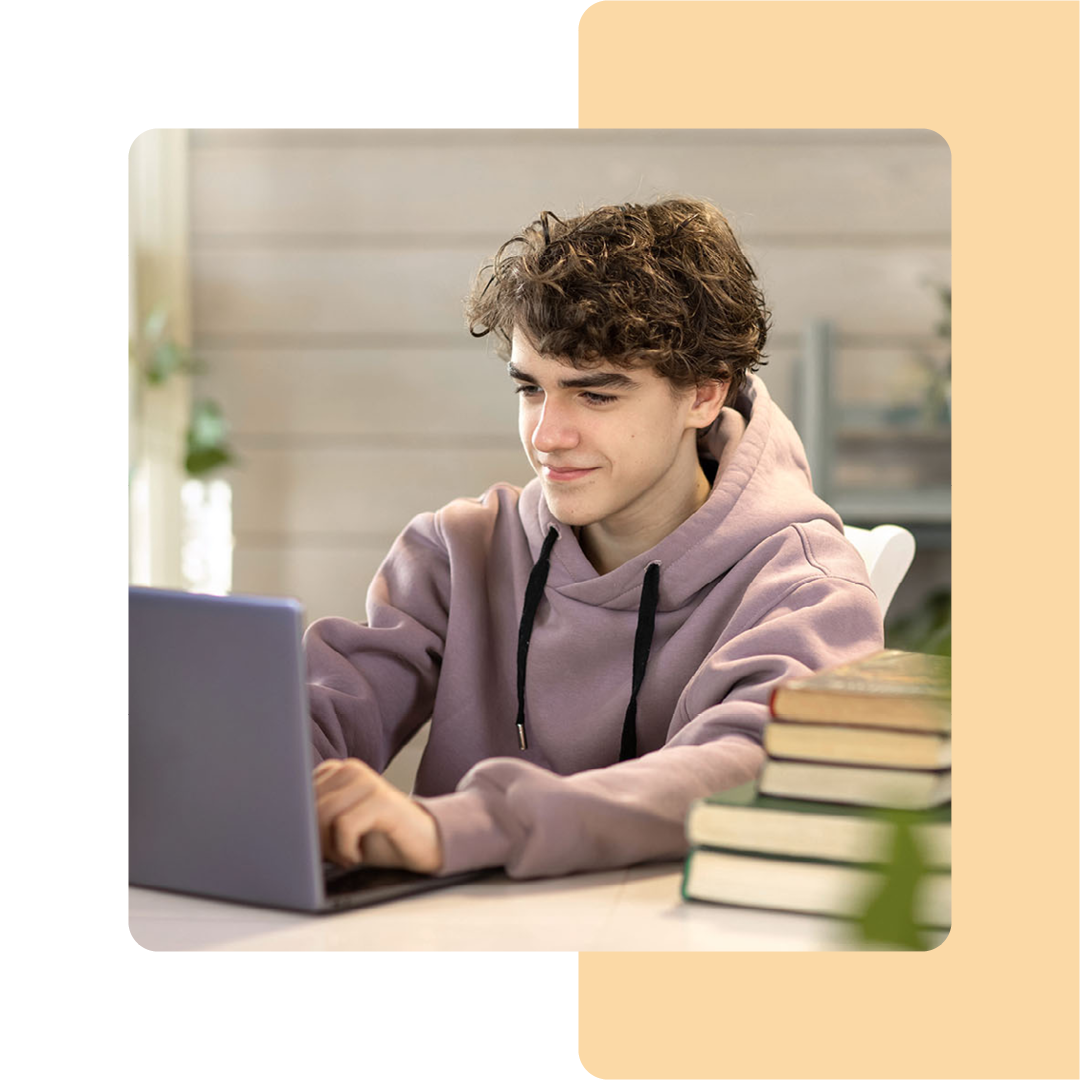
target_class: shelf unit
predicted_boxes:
[794,320,951,551]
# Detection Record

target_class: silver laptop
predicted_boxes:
[129,586,487,911]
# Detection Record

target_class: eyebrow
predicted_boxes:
[506,363,639,391]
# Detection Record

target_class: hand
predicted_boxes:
[313,758,443,874]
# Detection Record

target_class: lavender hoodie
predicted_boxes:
[304,375,884,878]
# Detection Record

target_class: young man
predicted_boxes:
[306,198,884,878]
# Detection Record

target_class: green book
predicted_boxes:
[681,846,951,931]
[685,782,951,868]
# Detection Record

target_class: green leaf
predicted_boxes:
[188,398,227,444]
[148,340,185,384]
[886,587,951,656]
[184,445,234,477]
[854,810,934,950]
[184,398,236,477]
[143,304,168,343]
[131,313,239,477]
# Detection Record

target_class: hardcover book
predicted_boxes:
[682,846,951,929]
[685,785,951,867]
[758,758,951,810]
[769,649,951,731]
[764,720,951,769]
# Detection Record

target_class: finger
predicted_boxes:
[332,792,439,873]
[326,786,403,868]
[317,783,371,861]
[316,766,387,860]
[314,764,350,810]
[314,757,379,797]
[358,830,404,869]
[315,756,378,790]
[314,757,372,798]
[330,804,373,866]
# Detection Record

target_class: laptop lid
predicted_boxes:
[129,587,326,911]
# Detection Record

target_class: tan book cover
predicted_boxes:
[769,649,951,732]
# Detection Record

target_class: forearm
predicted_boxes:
[419,735,765,879]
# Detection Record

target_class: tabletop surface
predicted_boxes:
[129,861,887,952]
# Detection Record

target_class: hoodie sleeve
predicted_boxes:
[303,512,450,769]
[419,575,884,879]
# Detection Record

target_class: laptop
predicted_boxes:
[129,586,488,912]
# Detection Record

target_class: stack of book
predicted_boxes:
[682,650,951,936]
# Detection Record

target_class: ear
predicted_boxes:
[686,378,728,429]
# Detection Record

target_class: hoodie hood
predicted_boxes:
[519,374,843,611]
[511,374,844,759]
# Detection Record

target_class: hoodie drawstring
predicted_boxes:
[619,560,661,761]
[515,526,559,750]
[514,526,661,761]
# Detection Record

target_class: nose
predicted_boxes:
[530,396,580,455]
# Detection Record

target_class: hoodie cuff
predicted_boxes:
[415,789,512,877]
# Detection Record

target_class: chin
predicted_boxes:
[542,490,601,527]
[553,509,596,527]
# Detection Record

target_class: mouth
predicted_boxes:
[541,465,599,482]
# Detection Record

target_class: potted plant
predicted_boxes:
[129,304,237,592]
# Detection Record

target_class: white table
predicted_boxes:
[130,861,874,951]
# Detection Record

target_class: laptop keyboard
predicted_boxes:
[322,860,430,895]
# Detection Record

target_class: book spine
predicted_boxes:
[682,847,951,929]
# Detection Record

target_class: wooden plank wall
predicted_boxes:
[188,129,951,630]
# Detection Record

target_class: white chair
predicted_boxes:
[843,524,916,618]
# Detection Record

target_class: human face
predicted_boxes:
[509,329,722,533]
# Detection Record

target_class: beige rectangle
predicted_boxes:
[230,444,532,535]
[233,541,390,624]
[193,347,519,439]
[192,245,950,339]
[190,136,949,240]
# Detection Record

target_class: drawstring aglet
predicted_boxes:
[517,723,528,750]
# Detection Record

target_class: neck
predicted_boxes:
[578,440,713,575]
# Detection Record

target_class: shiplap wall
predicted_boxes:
[189,129,950,630]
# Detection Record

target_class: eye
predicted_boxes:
[513,384,616,405]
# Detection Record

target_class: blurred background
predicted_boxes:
[129,127,951,686]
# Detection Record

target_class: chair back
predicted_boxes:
[842,524,916,617]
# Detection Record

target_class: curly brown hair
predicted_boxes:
[465,197,770,400]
